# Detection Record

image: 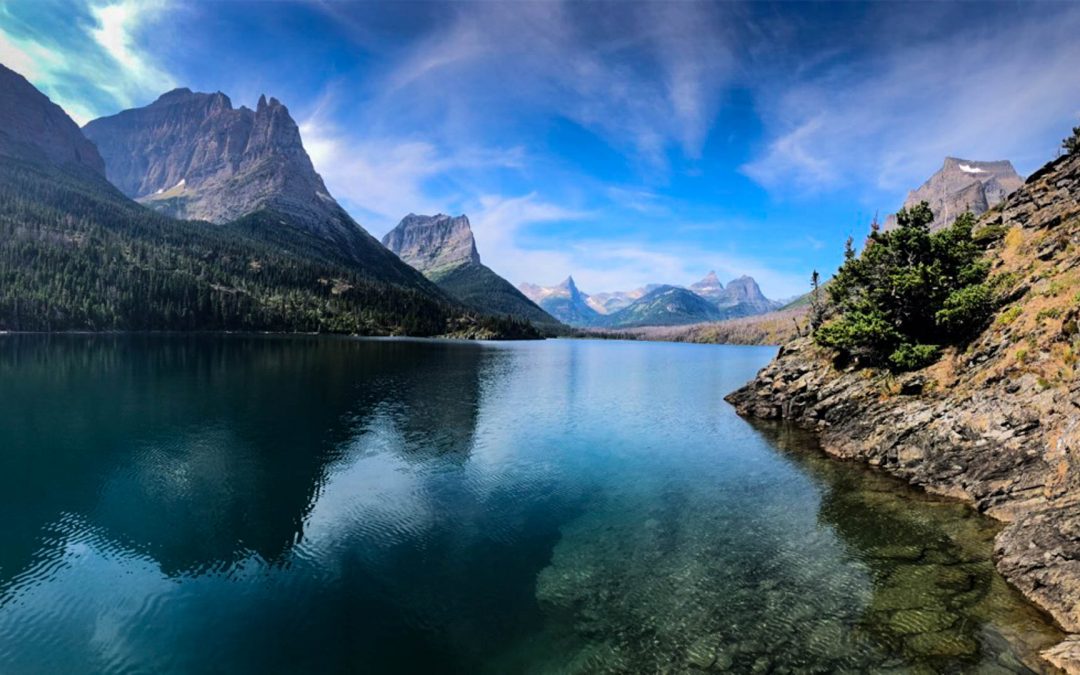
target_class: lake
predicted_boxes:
[0,335,1062,673]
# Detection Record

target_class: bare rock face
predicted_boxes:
[714,275,780,317]
[83,89,364,249]
[382,213,559,327]
[381,214,480,278]
[726,149,1080,672]
[689,271,724,303]
[0,64,104,175]
[885,157,1024,230]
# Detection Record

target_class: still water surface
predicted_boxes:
[0,335,1063,673]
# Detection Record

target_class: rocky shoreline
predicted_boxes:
[726,151,1080,672]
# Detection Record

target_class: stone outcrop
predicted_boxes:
[727,150,1080,671]
[0,64,104,176]
[382,213,481,278]
[885,157,1024,230]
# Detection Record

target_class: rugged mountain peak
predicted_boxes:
[703,275,780,318]
[518,276,601,327]
[721,275,766,303]
[382,213,481,276]
[82,87,367,251]
[886,156,1024,230]
[690,271,725,302]
[0,63,105,175]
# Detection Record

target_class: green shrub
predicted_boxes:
[972,224,1007,245]
[889,343,940,371]
[1064,126,1080,155]
[813,205,991,371]
[997,305,1023,326]
[936,283,992,337]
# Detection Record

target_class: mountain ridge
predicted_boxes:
[518,276,603,327]
[521,272,780,328]
[0,63,544,339]
[0,65,105,177]
[382,213,560,329]
[82,88,384,261]
[884,156,1024,230]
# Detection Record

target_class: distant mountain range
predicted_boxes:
[0,57,1028,342]
[884,157,1024,230]
[519,272,781,328]
[0,63,536,338]
[382,214,561,330]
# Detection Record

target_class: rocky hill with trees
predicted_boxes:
[727,129,1080,672]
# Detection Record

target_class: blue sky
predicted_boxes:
[2,0,1080,298]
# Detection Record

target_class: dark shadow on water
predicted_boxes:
[0,334,491,578]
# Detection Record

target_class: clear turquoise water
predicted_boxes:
[0,335,1062,673]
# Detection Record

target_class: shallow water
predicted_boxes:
[0,335,1062,673]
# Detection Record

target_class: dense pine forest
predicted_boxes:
[0,158,538,338]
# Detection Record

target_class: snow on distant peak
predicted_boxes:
[958,164,986,174]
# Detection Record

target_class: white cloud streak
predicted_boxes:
[469,193,808,298]
[0,0,175,123]
[743,5,1080,196]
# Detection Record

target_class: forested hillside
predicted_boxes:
[0,157,535,337]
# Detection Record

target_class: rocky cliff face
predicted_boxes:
[383,213,559,328]
[727,150,1080,672]
[0,64,104,176]
[714,275,780,317]
[885,157,1024,230]
[381,214,481,278]
[83,88,367,252]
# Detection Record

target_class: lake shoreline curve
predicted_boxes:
[726,150,1080,673]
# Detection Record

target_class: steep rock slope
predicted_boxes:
[713,275,781,317]
[885,157,1024,230]
[727,150,1080,672]
[519,276,603,327]
[82,88,413,277]
[0,65,104,176]
[382,213,559,328]
[688,271,725,303]
[382,214,480,277]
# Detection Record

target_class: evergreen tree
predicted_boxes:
[814,202,991,370]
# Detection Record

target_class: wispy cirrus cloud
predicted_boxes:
[298,91,528,234]
[0,0,175,123]
[337,0,737,172]
[742,3,1080,197]
[467,192,810,297]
